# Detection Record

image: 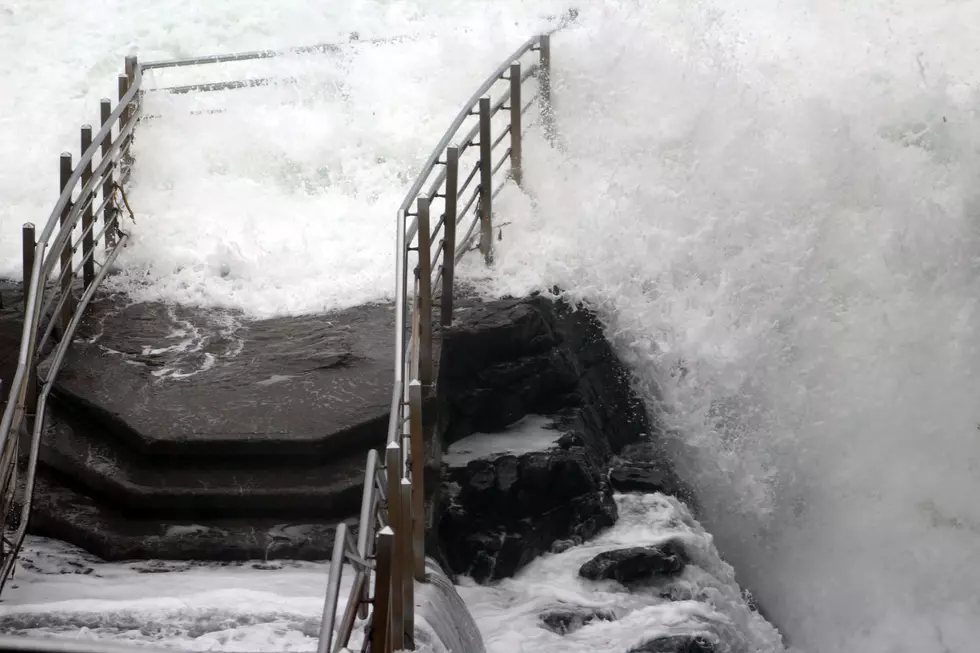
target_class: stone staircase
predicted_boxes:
[4,287,398,560]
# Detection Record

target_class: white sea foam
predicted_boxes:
[4,1,980,651]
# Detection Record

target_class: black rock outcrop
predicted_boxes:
[435,293,666,581]
[628,635,717,653]
[539,606,617,635]
[578,541,689,584]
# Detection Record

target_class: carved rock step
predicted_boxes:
[47,297,395,458]
[38,409,368,520]
[29,469,347,561]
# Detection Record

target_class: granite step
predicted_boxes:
[29,468,348,561]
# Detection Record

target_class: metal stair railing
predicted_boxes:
[0,56,144,592]
[316,22,571,652]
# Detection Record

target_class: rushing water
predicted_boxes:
[4,2,980,651]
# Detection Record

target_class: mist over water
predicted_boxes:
[471,2,980,651]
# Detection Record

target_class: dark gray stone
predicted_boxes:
[539,606,616,635]
[435,293,662,582]
[438,443,617,582]
[610,441,698,510]
[579,541,689,583]
[628,635,716,653]
[29,469,344,561]
[49,296,394,457]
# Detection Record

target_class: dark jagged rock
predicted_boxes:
[628,635,717,653]
[579,541,689,583]
[610,441,698,511]
[438,293,657,453]
[439,440,617,582]
[435,294,662,582]
[540,606,617,635]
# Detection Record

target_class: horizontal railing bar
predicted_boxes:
[455,213,482,265]
[491,147,512,177]
[141,33,415,69]
[458,161,480,201]
[457,185,480,225]
[152,76,296,94]
[490,124,511,151]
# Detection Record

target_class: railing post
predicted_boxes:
[316,522,347,653]
[509,62,522,186]
[416,196,433,387]
[478,97,493,265]
[124,55,138,123]
[357,449,379,620]
[118,73,134,183]
[409,380,425,581]
[400,477,415,644]
[538,34,556,144]
[441,146,458,327]
[385,441,405,652]
[59,153,75,332]
[21,224,37,417]
[80,125,95,287]
[100,98,117,249]
[371,527,394,653]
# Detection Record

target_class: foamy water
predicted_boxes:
[4,1,980,652]
[465,2,980,651]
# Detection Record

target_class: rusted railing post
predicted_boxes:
[118,72,134,183]
[59,153,74,332]
[80,125,95,287]
[371,527,394,653]
[416,196,433,387]
[478,97,493,264]
[385,441,405,652]
[409,380,425,580]
[400,477,415,644]
[509,62,522,186]
[21,224,37,416]
[100,98,117,249]
[441,146,458,327]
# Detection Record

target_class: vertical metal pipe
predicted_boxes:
[100,98,117,249]
[416,196,433,387]
[509,62,523,186]
[357,449,379,620]
[400,477,415,643]
[441,146,458,327]
[316,522,348,653]
[80,125,95,287]
[371,527,395,653]
[385,442,405,652]
[408,380,425,581]
[538,34,556,144]
[21,224,37,417]
[117,74,133,183]
[117,74,130,126]
[59,153,74,331]
[478,97,493,265]
[124,56,138,124]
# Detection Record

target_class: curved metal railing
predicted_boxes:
[316,24,566,652]
[0,57,143,592]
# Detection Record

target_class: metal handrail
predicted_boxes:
[0,55,143,593]
[318,15,571,648]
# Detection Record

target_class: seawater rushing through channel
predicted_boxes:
[3,2,980,652]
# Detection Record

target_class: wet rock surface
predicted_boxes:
[539,606,617,635]
[51,294,395,457]
[628,635,717,653]
[435,293,664,582]
[579,541,689,583]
